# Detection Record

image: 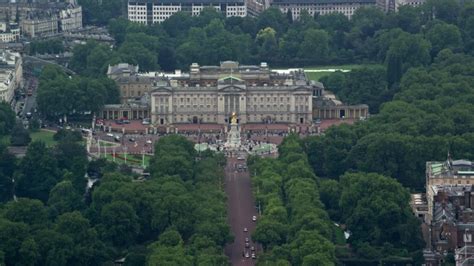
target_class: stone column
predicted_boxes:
[217,94,225,124]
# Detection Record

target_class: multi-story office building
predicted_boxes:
[271,0,376,20]
[377,0,425,12]
[128,0,247,24]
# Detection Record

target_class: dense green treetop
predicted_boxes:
[0,136,230,265]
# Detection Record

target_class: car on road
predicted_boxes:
[106,133,114,137]
[251,246,255,251]
[245,237,249,243]
[251,253,256,259]
[146,140,152,144]
[243,227,248,232]
[245,252,250,258]
[245,242,250,248]
[252,215,257,222]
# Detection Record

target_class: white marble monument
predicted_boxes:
[225,112,241,150]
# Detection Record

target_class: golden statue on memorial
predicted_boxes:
[231,112,237,124]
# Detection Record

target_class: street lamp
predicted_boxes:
[123,146,128,164]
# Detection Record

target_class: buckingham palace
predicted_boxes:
[103,61,368,126]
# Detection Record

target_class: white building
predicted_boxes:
[271,0,376,20]
[377,0,425,12]
[128,0,247,24]
[21,16,59,38]
[59,5,82,32]
[0,22,20,43]
[0,50,22,103]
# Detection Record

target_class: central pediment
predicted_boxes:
[218,85,246,92]
[151,86,172,93]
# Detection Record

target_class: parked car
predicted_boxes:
[252,215,257,222]
[243,227,248,232]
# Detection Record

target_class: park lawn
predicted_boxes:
[333,226,347,245]
[0,135,10,146]
[303,64,364,71]
[305,71,333,81]
[31,130,56,147]
[98,141,119,147]
[104,153,152,168]
[304,64,382,81]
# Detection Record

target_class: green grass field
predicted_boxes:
[104,153,152,168]
[98,141,119,147]
[304,64,363,70]
[0,135,10,146]
[303,64,380,81]
[31,130,56,147]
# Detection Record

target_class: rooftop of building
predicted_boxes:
[129,0,245,4]
[433,201,455,224]
[271,0,375,4]
[107,63,139,77]
[432,184,474,198]
[428,158,474,178]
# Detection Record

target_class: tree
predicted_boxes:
[16,141,60,202]
[100,201,140,247]
[298,29,330,63]
[0,102,15,136]
[256,27,279,63]
[54,211,109,265]
[339,172,424,253]
[18,238,40,266]
[55,138,88,192]
[426,21,462,56]
[0,146,15,202]
[252,219,288,250]
[118,42,158,71]
[3,198,48,227]
[33,229,74,265]
[0,219,29,265]
[10,121,31,146]
[48,181,85,216]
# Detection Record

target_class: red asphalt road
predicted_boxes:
[224,156,261,266]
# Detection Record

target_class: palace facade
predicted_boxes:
[103,61,369,126]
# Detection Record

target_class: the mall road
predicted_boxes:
[224,155,260,266]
